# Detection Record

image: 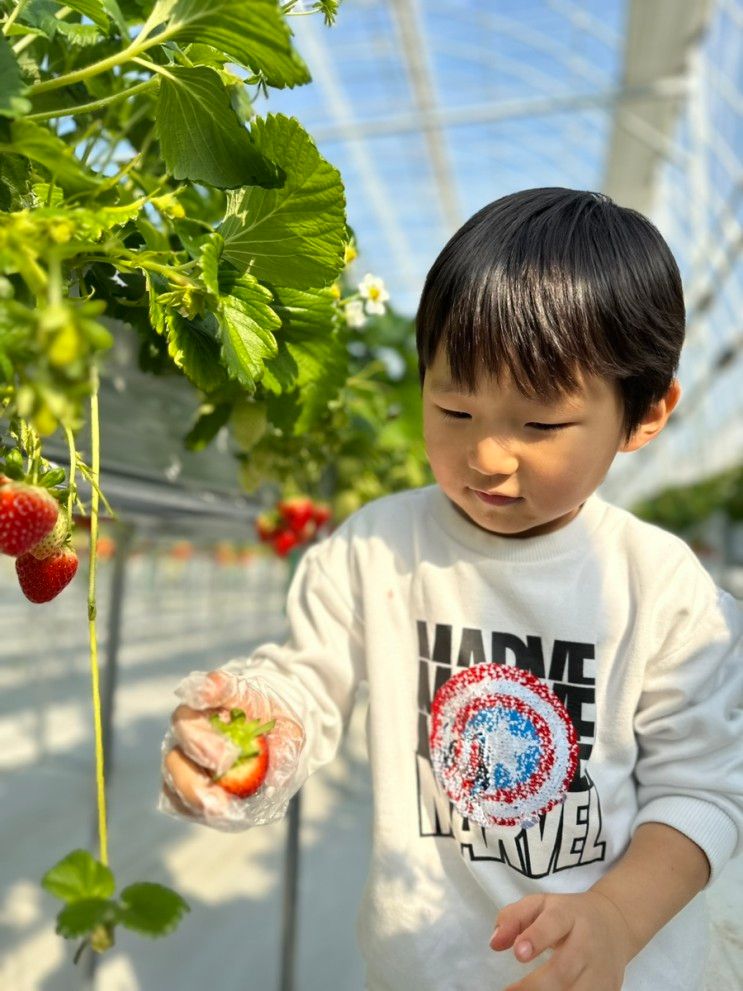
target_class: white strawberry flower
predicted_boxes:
[358,273,390,316]
[345,299,367,329]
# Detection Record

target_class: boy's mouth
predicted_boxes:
[471,489,523,506]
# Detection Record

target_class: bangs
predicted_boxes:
[415,188,668,405]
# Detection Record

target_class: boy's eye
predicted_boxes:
[438,408,470,420]
[438,408,569,432]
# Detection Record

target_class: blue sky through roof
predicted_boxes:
[254,0,630,316]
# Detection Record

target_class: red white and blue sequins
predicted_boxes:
[429,663,579,829]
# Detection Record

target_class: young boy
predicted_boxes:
[161,188,742,990]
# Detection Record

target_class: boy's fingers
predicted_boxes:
[175,669,243,710]
[510,902,572,964]
[161,781,194,818]
[171,704,241,774]
[162,746,230,816]
[490,894,546,950]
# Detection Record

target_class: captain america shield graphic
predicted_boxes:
[429,663,579,829]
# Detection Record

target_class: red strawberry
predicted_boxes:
[209,708,276,799]
[312,503,332,528]
[297,519,317,543]
[277,496,315,533]
[16,546,79,603]
[272,529,300,557]
[0,481,59,557]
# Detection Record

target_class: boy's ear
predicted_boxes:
[619,379,682,454]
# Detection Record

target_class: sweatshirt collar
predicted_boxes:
[426,484,609,563]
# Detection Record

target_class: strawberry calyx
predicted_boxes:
[209,708,276,763]
[29,511,72,560]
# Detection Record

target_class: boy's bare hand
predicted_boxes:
[489,890,634,990]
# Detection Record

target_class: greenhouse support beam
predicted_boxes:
[309,77,689,143]
[603,0,717,213]
[280,792,303,991]
[390,0,462,231]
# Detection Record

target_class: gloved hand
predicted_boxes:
[159,668,305,831]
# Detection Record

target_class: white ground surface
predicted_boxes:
[0,547,740,991]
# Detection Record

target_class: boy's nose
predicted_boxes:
[468,436,519,476]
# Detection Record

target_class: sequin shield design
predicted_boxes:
[429,664,579,829]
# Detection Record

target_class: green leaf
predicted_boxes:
[220,114,346,290]
[117,883,190,938]
[101,0,130,38]
[0,154,32,212]
[31,183,64,208]
[54,21,106,47]
[215,271,281,390]
[41,850,116,903]
[0,120,103,195]
[156,66,283,189]
[62,0,116,34]
[263,286,349,432]
[183,402,231,451]
[17,0,59,40]
[0,36,32,119]
[165,310,230,393]
[55,898,117,938]
[141,0,311,88]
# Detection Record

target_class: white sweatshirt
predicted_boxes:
[222,484,743,990]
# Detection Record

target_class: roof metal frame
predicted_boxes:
[602,0,718,212]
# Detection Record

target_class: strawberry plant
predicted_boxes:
[41,850,189,961]
[0,0,433,968]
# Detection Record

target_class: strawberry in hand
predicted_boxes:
[0,479,59,557]
[209,708,276,799]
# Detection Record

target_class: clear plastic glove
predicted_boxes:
[159,668,306,831]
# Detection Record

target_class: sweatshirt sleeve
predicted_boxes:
[632,579,743,887]
[220,536,366,792]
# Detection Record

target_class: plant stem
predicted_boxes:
[64,425,77,524]
[26,78,159,122]
[130,55,178,81]
[87,362,109,866]
[12,4,73,54]
[3,0,32,36]
[28,12,190,96]
[29,36,149,96]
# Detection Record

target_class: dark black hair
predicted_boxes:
[415,187,685,442]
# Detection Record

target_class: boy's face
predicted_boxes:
[421,347,631,539]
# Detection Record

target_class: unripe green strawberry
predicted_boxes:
[239,461,262,494]
[255,511,281,542]
[230,400,268,450]
[332,489,362,521]
[29,512,70,560]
